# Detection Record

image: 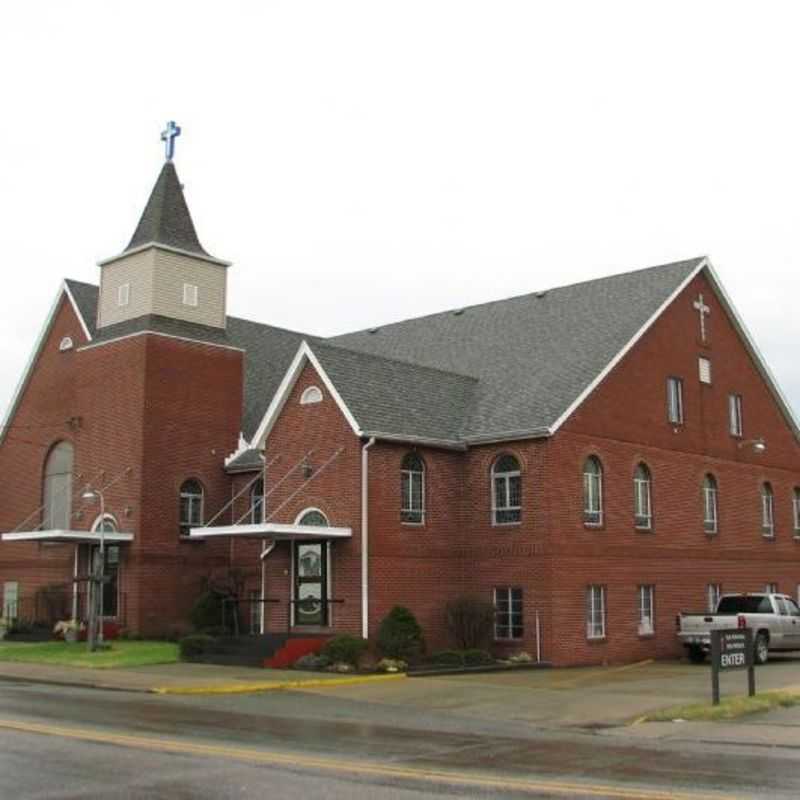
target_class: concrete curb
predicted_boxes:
[151,672,408,695]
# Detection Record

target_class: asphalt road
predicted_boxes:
[1,679,800,799]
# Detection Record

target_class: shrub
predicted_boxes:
[445,595,495,649]
[189,590,225,631]
[293,653,331,671]
[430,650,465,667]
[322,634,368,667]
[377,606,424,660]
[377,657,408,673]
[461,648,493,666]
[508,651,533,664]
[179,634,217,661]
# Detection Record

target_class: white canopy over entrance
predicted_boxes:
[1,530,134,544]
[188,522,351,541]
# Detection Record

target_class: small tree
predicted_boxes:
[445,595,495,650]
[377,606,424,661]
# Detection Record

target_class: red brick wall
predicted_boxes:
[548,271,800,665]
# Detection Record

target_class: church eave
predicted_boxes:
[97,241,231,268]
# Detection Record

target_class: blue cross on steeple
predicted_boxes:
[160,120,181,161]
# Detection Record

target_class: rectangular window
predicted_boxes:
[637,585,654,635]
[117,283,130,307]
[762,490,775,537]
[794,492,800,536]
[707,583,722,613]
[765,583,779,595]
[698,357,712,385]
[703,482,718,534]
[667,377,684,424]
[494,587,523,640]
[586,585,606,639]
[729,394,743,437]
[183,283,199,307]
[493,473,521,524]
[401,469,425,524]
[583,468,603,525]
[633,474,652,530]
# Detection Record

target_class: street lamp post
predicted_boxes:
[81,487,106,651]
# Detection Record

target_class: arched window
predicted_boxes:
[793,488,800,537]
[703,474,718,534]
[179,479,204,537]
[250,478,265,524]
[297,508,328,527]
[633,463,652,530]
[300,386,323,405]
[492,454,521,524]
[401,453,425,524]
[583,456,603,526]
[761,483,775,537]
[43,442,74,530]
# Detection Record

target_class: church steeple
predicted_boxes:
[96,123,230,332]
[125,161,209,258]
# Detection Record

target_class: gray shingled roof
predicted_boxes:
[65,257,706,450]
[311,342,477,445]
[332,258,705,441]
[125,162,210,257]
[88,314,235,348]
[226,448,265,473]
[64,279,98,338]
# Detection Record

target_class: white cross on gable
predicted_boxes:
[692,293,711,342]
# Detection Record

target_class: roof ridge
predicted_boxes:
[333,256,706,339]
[311,338,479,382]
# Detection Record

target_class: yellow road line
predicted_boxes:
[153,672,407,695]
[0,717,736,800]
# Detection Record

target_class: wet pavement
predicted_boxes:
[2,676,800,798]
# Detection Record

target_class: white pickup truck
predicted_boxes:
[677,593,800,665]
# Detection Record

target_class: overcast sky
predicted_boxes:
[1,1,798,420]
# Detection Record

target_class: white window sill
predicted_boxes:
[401,521,426,528]
[492,521,522,528]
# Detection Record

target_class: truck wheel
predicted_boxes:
[754,632,769,665]
[688,646,706,664]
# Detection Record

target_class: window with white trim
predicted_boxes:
[637,585,654,635]
[493,586,523,640]
[250,478,265,524]
[183,283,199,307]
[707,583,722,613]
[703,474,718,534]
[765,582,779,595]
[492,455,521,525]
[633,463,652,530]
[401,452,425,524]
[698,357,712,385]
[117,283,130,307]
[586,585,606,639]
[793,488,800,537]
[761,483,775,538]
[583,456,603,526]
[729,394,743,437]
[666,377,684,424]
[179,479,204,537]
[300,386,323,405]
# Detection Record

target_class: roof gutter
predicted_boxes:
[361,436,376,639]
[363,431,467,451]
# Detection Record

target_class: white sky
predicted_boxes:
[1,1,799,419]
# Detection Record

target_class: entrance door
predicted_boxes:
[293,541,327,626]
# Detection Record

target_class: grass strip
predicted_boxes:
[641,689,800,723]
[0,641,179,669]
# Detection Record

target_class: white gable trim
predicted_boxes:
[251,341,362,448]
[0,281,92,445]
[549,258,709,435]
[703,261,800,439]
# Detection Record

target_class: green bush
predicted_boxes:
[179,634,217,661]
[430,650,465,667]
[189,590,225,631]
[461,648,494,666]
[377,606,424,660]
[445,595,495,649]
[322,634,368,667]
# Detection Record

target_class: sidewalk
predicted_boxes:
[0,660,400,694]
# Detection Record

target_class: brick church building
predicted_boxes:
[1,139,799,666]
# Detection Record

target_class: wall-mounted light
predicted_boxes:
[737,437,766,454]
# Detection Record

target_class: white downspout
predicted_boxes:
[259,540,276,635]
[361,437,376,639]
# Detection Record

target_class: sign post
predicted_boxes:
[710,628,756,705]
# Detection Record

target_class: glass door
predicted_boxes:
[293,541,327,626]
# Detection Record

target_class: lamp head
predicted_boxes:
[81,489,98,501]
[753,439,767,454]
